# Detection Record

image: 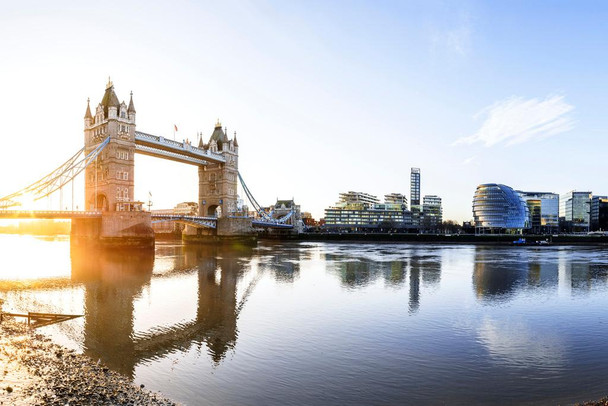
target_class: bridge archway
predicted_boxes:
[96,193,109,212]
[207,204,222,218]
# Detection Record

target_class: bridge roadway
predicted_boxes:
[0,210,217,222]
[0,211,292,229]
[151,214,218,229]
[0,210,102,219]
[134,131,226,166]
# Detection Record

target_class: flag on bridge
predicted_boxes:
[174,124,178,132]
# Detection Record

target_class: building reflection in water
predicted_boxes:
[326,246,443,314]
[472,248,530,301]
[408,253,441,314]
[257,243,302,283]
[472,246,608,302]
[70,243,254,378]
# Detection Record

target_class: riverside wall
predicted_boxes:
[288,233,608,245]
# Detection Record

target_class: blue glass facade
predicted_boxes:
[473,184,530,232]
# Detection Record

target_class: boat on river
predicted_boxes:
[512,238,551,246]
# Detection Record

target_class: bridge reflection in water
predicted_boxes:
[70,243,254,378]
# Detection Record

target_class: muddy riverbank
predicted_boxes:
[0,317,178,405]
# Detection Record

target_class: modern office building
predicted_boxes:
[384,193,408,206]
[422,195,442,229]
[517,191,559,233]
[590,196,608,231]
[324,192,412,230]
[338,191,379,207]
[410,168,420,207]
[560,191,591,232]
[410,168,421,225]
[472,184,530,234]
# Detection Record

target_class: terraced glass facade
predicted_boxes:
[472,184,529,232]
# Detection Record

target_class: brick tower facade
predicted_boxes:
[84,79,137,212]
[197,121,239,217]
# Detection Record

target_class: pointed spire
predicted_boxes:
[128,91,136,113]
[233,131,238,147]
[100,78,120,116]
[84,98,92,119]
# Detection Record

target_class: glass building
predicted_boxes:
[472,184,530,234]
[410,168,420,207]
[410,168,421,225]
[422,195,442,230]
[559,191,591,233]
[590,196,608,231]
[517,191,559,233]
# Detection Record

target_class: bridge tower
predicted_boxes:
[84,79,137,212]
[197,121,239,217]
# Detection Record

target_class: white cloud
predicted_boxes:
[462,155,477,165]
[446,17,472,56]
[455,95,575,147]
[430,11,473,58]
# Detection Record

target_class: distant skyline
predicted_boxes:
[1,1,607,221]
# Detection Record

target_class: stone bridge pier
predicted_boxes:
[71,212,154,248]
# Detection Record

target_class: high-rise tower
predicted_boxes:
[410,167,420,208]
[84,79,137,211]
[410,168,421,225]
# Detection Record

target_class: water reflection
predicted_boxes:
[384,261,406,286]
[70,244,254,377]
[477,316,566,371]
[472,248,529,301]
[322,245,443,314]
[408,258,420,314]
[472,246,608,302]
[257,243,302,283]
[6,239,608,405]
[71,248,153,377]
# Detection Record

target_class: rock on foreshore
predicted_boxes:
[0,317,179,405]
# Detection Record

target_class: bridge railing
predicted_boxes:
[0,210,102,217]
[151,214,218,221]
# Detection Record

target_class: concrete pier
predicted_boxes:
[71,212,154,248]
[182,217,256,245]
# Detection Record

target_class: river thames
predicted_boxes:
[2,234,608,405]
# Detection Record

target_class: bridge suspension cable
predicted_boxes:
[237,172,273,221]
[0,137,110,209]
[237,171,294,225]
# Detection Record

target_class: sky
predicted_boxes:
[0,0,607,221]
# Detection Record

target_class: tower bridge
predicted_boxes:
[0,79,300,246]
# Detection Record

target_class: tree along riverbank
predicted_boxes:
[0,317,179,405]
